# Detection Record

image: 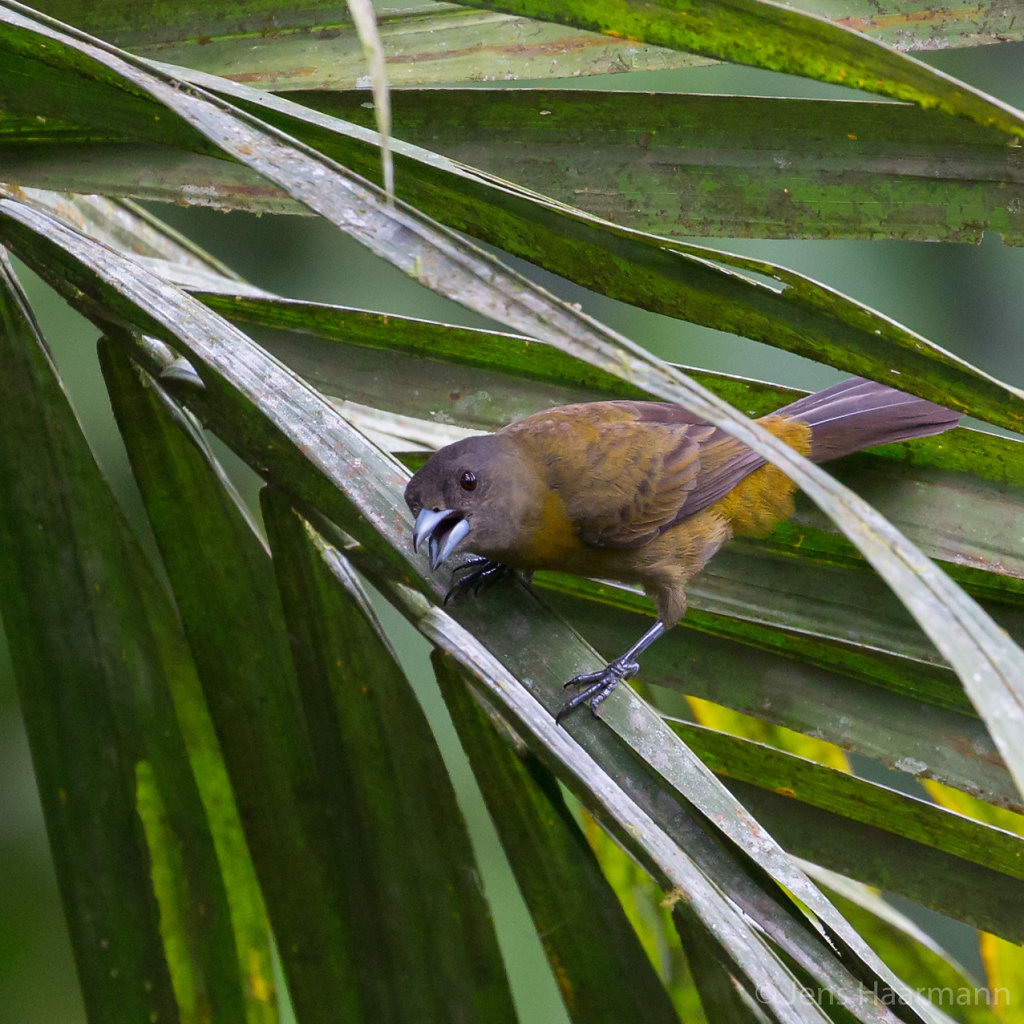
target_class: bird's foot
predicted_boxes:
[555,658,640,724]
[444,558,510,604]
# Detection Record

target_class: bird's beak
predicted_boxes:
[412,507,472,571]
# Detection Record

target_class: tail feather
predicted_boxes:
[776,377,960,462]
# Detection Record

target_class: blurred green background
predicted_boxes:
[2,39,1022,1023]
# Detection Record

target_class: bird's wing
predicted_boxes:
[504,401,760,549]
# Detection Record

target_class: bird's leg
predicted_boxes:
[444,558,510,604]
[556,621,668,723]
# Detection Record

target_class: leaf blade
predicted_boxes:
[318,87,1024,245]
[0,254,247,1024]
[453,0,1024,138]
[100,338,367,1024]
[430,648,679,1023]
[261,491,517,1022]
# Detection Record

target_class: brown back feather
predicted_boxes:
[503,381,959,551]
[666,377,960,529]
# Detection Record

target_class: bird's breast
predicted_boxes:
[503,488,586,569]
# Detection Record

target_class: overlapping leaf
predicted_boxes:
[27,189,1022,821]
[319,87,1024,245]
[4,15,1024,427]
[27,1,1024,89]
[3,1,1024,1020]
[0,187,967,1021]
[456,0,1024,137]
[0,253,257,1024]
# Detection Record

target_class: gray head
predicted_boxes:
[404,433,541,570]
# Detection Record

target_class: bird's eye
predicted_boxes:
[459,470,478,491]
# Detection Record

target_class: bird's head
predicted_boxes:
[404,433,540,570]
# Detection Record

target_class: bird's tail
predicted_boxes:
[775,377,960,463]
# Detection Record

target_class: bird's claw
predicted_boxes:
[555,659,639,723]
[444,558,509,604]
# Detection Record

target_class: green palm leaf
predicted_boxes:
[1,1,1022,1021]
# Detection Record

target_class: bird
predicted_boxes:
[404,377,960,721]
